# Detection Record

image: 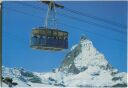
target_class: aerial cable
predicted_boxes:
[64,7,127,29]
[59,21,126,43]
[13,2,126,34]
[58,13,125,34]
[3,6,126,44]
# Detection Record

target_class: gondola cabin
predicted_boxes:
[30,1,68,51]
[30,27,68,51]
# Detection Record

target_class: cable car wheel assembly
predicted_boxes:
[30,1,68,51]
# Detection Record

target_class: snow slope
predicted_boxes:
[2,36,127,87]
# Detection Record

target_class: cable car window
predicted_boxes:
[42,36,46,39]
[58,31,63,37]
[47,36,51,39]
[47,30,52,36]
[47,30,52,34]
[40,30,45,35]
[53,31,57,36]
[33,30,40,35]
[63,32,67,36]
[59,36,63,40]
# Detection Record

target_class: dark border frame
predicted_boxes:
[0,1,2,87]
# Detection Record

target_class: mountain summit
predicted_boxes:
[58,35,127,87]
[2,36,127,87]
[59,35,111,74]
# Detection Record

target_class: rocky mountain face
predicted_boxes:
[58,36,127,87]
[59,36,113,74]
[2,36,127,87]
[2,66,42,87]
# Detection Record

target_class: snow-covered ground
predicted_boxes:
[2,36,127,87]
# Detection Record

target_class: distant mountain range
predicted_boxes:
[2,36,127,87]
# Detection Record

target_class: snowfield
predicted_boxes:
[2,36,127,87]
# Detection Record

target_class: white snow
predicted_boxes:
[74,39,108,70]
[2,37,127,87]
[70,44,78,51]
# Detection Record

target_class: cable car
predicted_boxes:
[30,27,68,51]
[30,1,68,51]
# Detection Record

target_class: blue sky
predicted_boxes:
[2,1,127,72]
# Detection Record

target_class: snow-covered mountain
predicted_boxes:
[2,36,127,87]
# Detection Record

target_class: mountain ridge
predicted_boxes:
[59,36,113,74]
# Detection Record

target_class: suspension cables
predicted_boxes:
[3,2,127,43]
[59,21,125,43]
[14,2,126,34]
[3,5,126,44]
[58,13,125,34]
[63,7,127,29]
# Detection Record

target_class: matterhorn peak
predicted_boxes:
[80,35,91,44]
[80,35,88,41]
[57,36,127,87]
[59,35,112,74]
[80,35,93,50]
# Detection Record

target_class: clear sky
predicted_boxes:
[2,1,127,72]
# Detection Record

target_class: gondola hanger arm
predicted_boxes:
[41,0,64,9]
